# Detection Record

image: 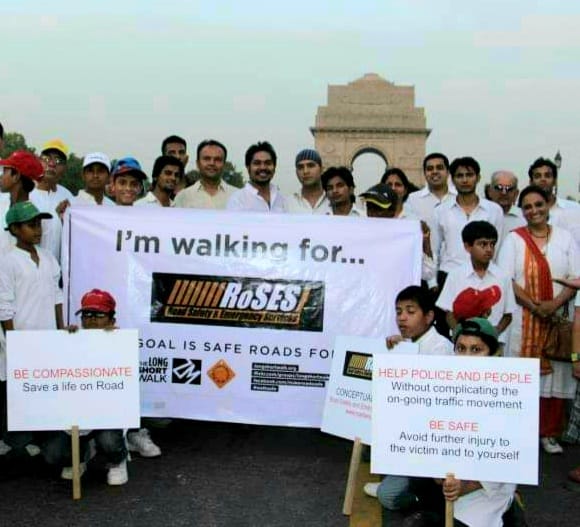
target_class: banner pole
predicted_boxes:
[71,425,82,500]
[445,472,455,527]
[342,437,362,516]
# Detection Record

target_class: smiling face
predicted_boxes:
[326,175,352,208]
[197,144,226,182]
[111,174,142,206]
[156,163,181,193]
[247,151,275,187]
[521,191,549,228]
[424,157,449,190]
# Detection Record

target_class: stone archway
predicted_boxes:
[310,73,430,186]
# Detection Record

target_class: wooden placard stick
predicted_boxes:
[445,472,455,527]
[342,437,363,516]
[71,425,82,500]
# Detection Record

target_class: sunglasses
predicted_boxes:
[80,311,109,319]
[492,184,516,193]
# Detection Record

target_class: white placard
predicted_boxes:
[7,329,140,431]
[62,207,422,427]
[371,354,539,485]
[321,336,418,444]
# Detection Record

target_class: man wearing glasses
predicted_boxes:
[487,170,525,244]
[29,139,74,262]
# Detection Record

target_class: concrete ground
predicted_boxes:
[0,421,578,526]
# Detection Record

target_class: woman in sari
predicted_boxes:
[497,185,579,454]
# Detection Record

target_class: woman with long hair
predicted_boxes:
[381,168,418,218]
[498,185,579,454]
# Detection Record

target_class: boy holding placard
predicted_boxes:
[365,286,453,504]
[42,289,129,485]
[0,202,63,458]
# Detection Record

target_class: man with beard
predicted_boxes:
[528,157,580,228]
[430,157,503,337]
[174,140,235,209]
[321,166,364,216]
[29,139,74,262]
[286,149,330,214]
[226,141,286,212]
[136,156,183,207]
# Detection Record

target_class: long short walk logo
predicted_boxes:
[172,358,202,385]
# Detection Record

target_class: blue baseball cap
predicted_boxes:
[112,157,147,181]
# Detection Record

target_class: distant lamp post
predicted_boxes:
[554,150,562,169]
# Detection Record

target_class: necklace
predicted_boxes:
[528,226,550,239]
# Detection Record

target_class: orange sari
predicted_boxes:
[514,227,553,374]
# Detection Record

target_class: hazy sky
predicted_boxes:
[2,1,579,198]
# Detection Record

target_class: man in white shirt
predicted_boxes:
[29,139,74,262]
[74,152,115,206]
[321,167,365,216]
[528,157,580,228]
[174,140,236,209]
[286,149,330,214]
[227,142,286,213]
[486,170,525,242]
[404,152,456,229]
[136,155,183,207]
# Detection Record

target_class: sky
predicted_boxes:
[2,1,580,198]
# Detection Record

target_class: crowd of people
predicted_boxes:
[0,122,578,525]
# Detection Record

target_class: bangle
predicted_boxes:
[571,353,579,363]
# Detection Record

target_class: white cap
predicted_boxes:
[83,152,111,171]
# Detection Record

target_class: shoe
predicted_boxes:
[0,440,12,456]
[107,459,128,486]
[61,462,87,480]
[540,437,563,454]
[363,482,379,498]
[127,428,161,458]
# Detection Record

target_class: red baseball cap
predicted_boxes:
[0,151,44,181]
[452,286,501,321]
[75,289,116,315]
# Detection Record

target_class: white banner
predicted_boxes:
[63,206,421,427]
[371,354,539,485]
[321,336,418,444]
[7,329,140,431]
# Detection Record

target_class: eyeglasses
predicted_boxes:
[80,311,109,319]
[40,154,66,166]
[492,184,516,193]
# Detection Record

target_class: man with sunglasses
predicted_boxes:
[487,170,525,243]
[29,140,74,263]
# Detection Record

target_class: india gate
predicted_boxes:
[311,73,430,185]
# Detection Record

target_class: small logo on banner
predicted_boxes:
[150,272,324,332]
[172,358,202,385]
[342,351,373,381]
[207,359,236,388]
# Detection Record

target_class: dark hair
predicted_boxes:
[461,221,498,245]
[395,285,435,314]
[381,168,418,202]
[423,152,449,172]
[528,157,557,181]
[321,166,356,203]
[161,135,187,155]
[0,122,4,139]
[450,157,480,177]
[245,141,277,167]
[196,139,227,162]
[151,155,184,187]
[454,320,499,355]
[21,176,35,193]
[517,185,550,208]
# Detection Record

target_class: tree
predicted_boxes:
[60,153,84,194]
[184,161,245,189]
[0,132,35,158]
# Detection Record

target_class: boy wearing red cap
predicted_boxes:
[42,289,129,485]
[0,202,63,458]
[0,151,45,255]
[436,221,515,354]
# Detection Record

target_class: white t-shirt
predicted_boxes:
[226,183,287,213]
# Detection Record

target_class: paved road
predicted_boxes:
[0,421,578,526]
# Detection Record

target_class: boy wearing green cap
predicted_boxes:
[0,202,64,457]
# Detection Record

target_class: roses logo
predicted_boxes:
[150,273,324,332]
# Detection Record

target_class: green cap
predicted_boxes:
[5,201,52,229]
[454,317,499,353]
